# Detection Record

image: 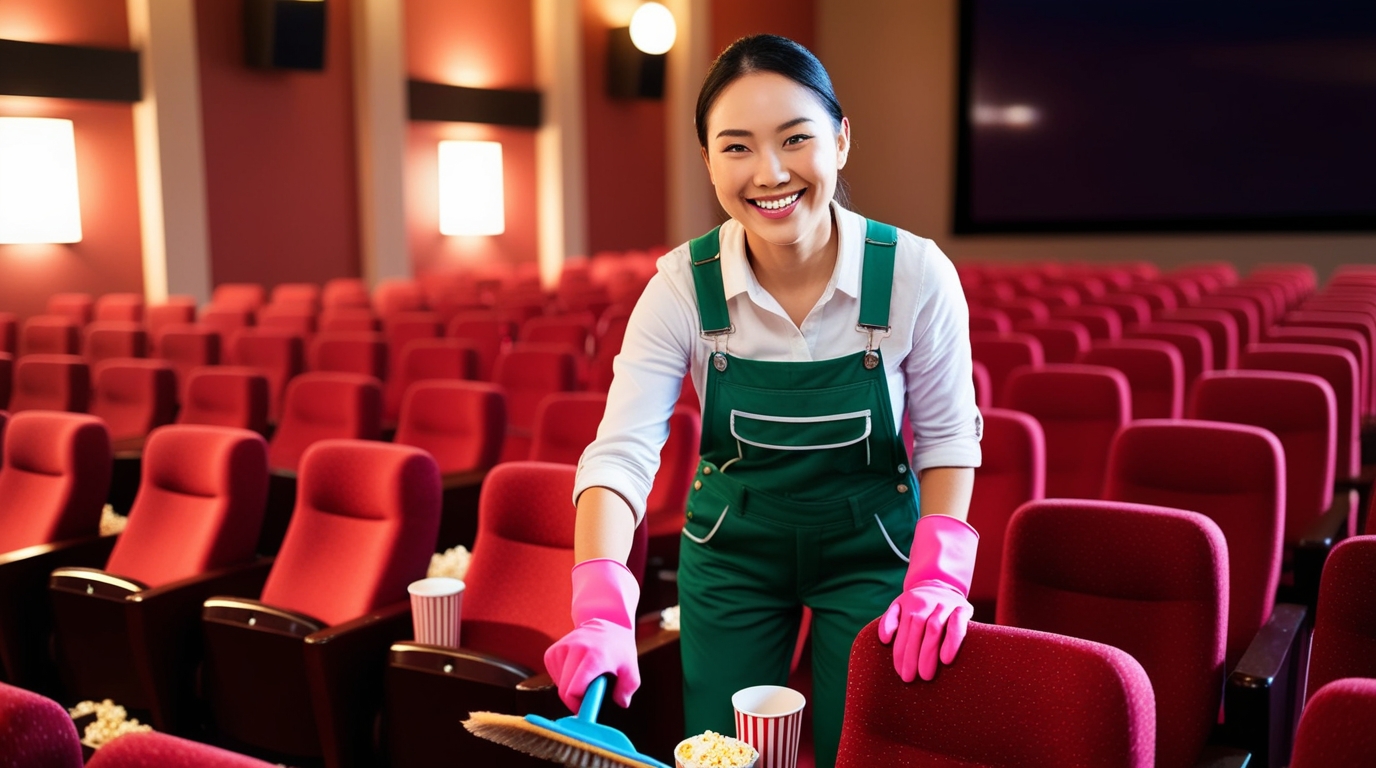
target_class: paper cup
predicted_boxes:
[408,577,464,648]
[732,685,805,768]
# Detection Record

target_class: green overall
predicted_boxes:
[678,219,918,768]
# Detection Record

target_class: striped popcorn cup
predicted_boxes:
[407,577,464,648]
[732,685,805,768]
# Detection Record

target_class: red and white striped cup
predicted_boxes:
[407,577,464,648]
[732,685,806,768]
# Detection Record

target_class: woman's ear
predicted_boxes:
[700,145,715,185]
[836,117,851,170]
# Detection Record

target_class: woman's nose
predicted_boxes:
[752,150,789,187]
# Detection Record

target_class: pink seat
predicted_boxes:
[0,682,82,768]
[156,325,222,395]
[21,315,80,356]
[970,332,1044,408]
[0,411,111,554]
[94,292,145,323]
[1291,678,1376,768]
[1050,304,1122,340]
[268,372,382,473]
[177,367,270,435]
[90,359,178,442]
[998,499,1227,768]
[394,381,506,476]
[83,321,148,364]
[1014,319,1090,364]
[1215,285,1278,329]
[968,306,1011,335]
[1279,310,1376,414]
[230,328,305,423]
[85,731,276,768]
[318,307,380,333]
[1159,307,1239,370]
[9,354,91,413]
[493,344,579,462]
[1080,338,1185,419]
[1123,322,1213,396]
[384,338,479,422]
[47,293,94,326]
[836,620,1154,768]
[1004,364,1130,499]
[529,392,606,465]
[992,297,1049,325]
[1305,536,1376,703]
[211,283,267,312]
[310,332,387,380]
[1194,295,1261,346]
[448,311,513,381]
[1261,327,1368,417]
[1240,343,1361,479]
[966,408,1045,619]
[1092,293,1152,327]
[1104,420,1284,672]
[322,277,370,309]
[971,359,992,408]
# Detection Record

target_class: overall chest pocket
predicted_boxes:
[729,409,874,473]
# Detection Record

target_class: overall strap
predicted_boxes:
[857,219,898,330]
[688,226,732,335]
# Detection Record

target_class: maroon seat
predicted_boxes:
[1290,678,1376,768]
[85,731,277,768]
[836,620,1154,768]
[230,328,305,423]
[968,306,1011,335]
[84,321,148,365]
[1240,344,1361,480]
[1004,364,1130,499]
[1116,283,1179,317]
[998,499,1227,768]
[970,332,1044,408]
[1092,293,1152,327]
[47,293,94,327]
[21,315,80,356]
[1050,304,1122,341]
[177,367,270,435]
[1160,307,1239,370]
[1195,295,1261,346]
[94,292,145,323]
[384,338,479,422]
[156,324,221,395]
[1123,322,1214,396]
[200,440,440,762]
[1305,536,1376,704]
[493,343,579,462]
[268,373,382,473]
[529,392,607,465]
[1014,319,1090,364]
[310,332,387,380]
[90,359,178,442]
[966,408,1044,620]
[1080,338,1185,420]
[9,354,91,413]
[0,682,82,768]
[1261,327,1368,416]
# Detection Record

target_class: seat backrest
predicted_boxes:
[177,366,270,435]
[1092,293,1152,326]
[93,293,145,323]
[1050,304,1123,341]
[998,499,1227,768]
[1123,322,1214,395]
[256,304,316,339]
[1118,283,1179,316]
[230,328,305,423]
[645,406,702,539]
[318,307,380,334]
[0,312,16,355]
[383,311,443,376]
[519,313,594,354]
[385,338,479,421]
[156,325,221,393]
[0,681,83,768]
[211,283,266,311]
[393,381,506,474]
[1190,370,1336,545]
[1240,343,1360,477]
[1291,677,1376,768]
[1014,319,1091,364]
[10,354,91,413]
[47,293,94,326]
[1193,295,1260,346]
[1004,364,1130,499]
[373,279,426,318]
[1262,326,1369,414]
[310,332,386,381]
[261,440,440,626]
[529,392,607,465]
[1215,286,1277,328]
[1104,419,1284,671]
[968,306,1011,335]
[1159,307,1239,370]
[1306,536,1376,702]
[967,408,1045,609]
[85,730,275,768]
[105,426,269,587]
[969,332,1044,408]
[21,315,80,356]
[1079,338,1184,420]
[145,300,197,352]
[267,372,382,473]
[492,344,579,452]
[90,359,178,442]
[0,412,111,553]
[322,278,371,310]
[270,282,321,311]
[0,353,11,410]
[836,620,1154,768]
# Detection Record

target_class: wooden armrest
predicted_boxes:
[1224,602,1308,768]
[202,596,325,638]
[441,468,489,491]
[49,567,149,600]
[269,467,298,480]
[111,436,147,457]
[389,642,534,687]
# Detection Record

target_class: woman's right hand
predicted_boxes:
[543,558,642,713]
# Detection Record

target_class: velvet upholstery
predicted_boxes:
[1080,339,1185,420]
[970,331,1044,408]
[1305,537,1376,703]
[394,381,506,475]
[267,373,382,473]
[90,360,177,442]
[1004,364,1131,499]
[0,412,111,553]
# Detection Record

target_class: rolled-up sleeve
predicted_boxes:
[902,242,983,471]
[574,265,698,524]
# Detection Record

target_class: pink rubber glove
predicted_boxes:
[543,558,641,713]
[878,514,978,682]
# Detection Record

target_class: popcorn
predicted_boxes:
[100,504,128,536]
[660,604,680,631]
[68,699,152,749]
[675,730,758,768]
[428,545,472,580]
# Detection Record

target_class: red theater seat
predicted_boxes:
[212,283,267,311]
[156,324,222,394]
[230,328,305,423]
[1290,678,1376,768]
[47,293,94,326]
[94,292,145,323]
[448,311,512,381]
[270,282,321,311]
[318,307,380,334]
[966,408,1045,620]
[199,306,256,345]
[520,312,595,355]
[1123,322,1214,395]
[178,367,270,435]
[1160,307,1239,370]
[256,304,317,340]
[0,312,16,355]
[645,406,703,566]
[529,391,606,465]
[322,278,371,310]
[1014,319,1091,364]
[970,331,1044,408]
[90,359,178,443]
[0,353,10,410]
[84,321,148,364]
[1050,304,1123,340]
[1241,344,1361,479]
[1079,338,1185,420]
[493,343,579,462]
[268,373,382,473]
[1195,294,1261,346]
[1004,364,1130,499]
[21,315,81,356]
[1304,536,1376,704]
[145,298,198,353]
[384,338,478,423]
[9,354,91,413]
[0,682,82,768]
[836,621,1154,768]
[85,731,277,768]
[374,278,426,317]
[309,332,387,380]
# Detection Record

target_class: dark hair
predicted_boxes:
[694,35,845,149]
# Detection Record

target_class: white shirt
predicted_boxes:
[575,203,983,524]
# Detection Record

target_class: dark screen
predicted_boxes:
[955,0,1376,232]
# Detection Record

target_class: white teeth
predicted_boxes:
[753,191,800,210]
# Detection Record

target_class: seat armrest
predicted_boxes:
[202,596,325,638]
[269,467,298,480]
[304,601,414,768]
[0,534,118,569]
[1224,602,1308,768]
[1294,490,1357,611]
[49,567,149,600]
[389,642,534,687]
[441,468,488,491]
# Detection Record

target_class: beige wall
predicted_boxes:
[817,0,1376,281]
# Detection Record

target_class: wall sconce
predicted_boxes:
[608,2,676,99]
[438,140,504,236]
[0,117,82,244]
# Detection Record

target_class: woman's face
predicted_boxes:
[701,71,850,250]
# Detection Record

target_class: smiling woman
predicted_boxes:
[543,35,983,768]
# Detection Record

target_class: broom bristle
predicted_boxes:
[462,710,661,768]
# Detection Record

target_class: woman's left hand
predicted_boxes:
[877,514,978,682]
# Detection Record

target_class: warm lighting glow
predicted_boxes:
[629,2,676,55]
[972,104,1042,129]
[0,117,82,244]
[439,140,504,236]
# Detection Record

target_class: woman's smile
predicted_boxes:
[748,189,804,218]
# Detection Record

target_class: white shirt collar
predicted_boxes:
[717,201,865,304]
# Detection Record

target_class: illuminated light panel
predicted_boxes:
[438,140,504,236]
[629,2,676,55]
[972,103,1042,128]
[0,117,82,244]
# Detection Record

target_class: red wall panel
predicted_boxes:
[710,1,816,55]
[0,0,129,48]
[196,0,361,290]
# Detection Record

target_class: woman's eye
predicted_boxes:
[784,134,813,146]
[721,144,749,153]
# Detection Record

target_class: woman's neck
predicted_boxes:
[743,209,839,327]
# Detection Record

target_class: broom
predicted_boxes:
[463,673,670,768]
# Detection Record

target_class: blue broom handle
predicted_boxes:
[578,674,609,723]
